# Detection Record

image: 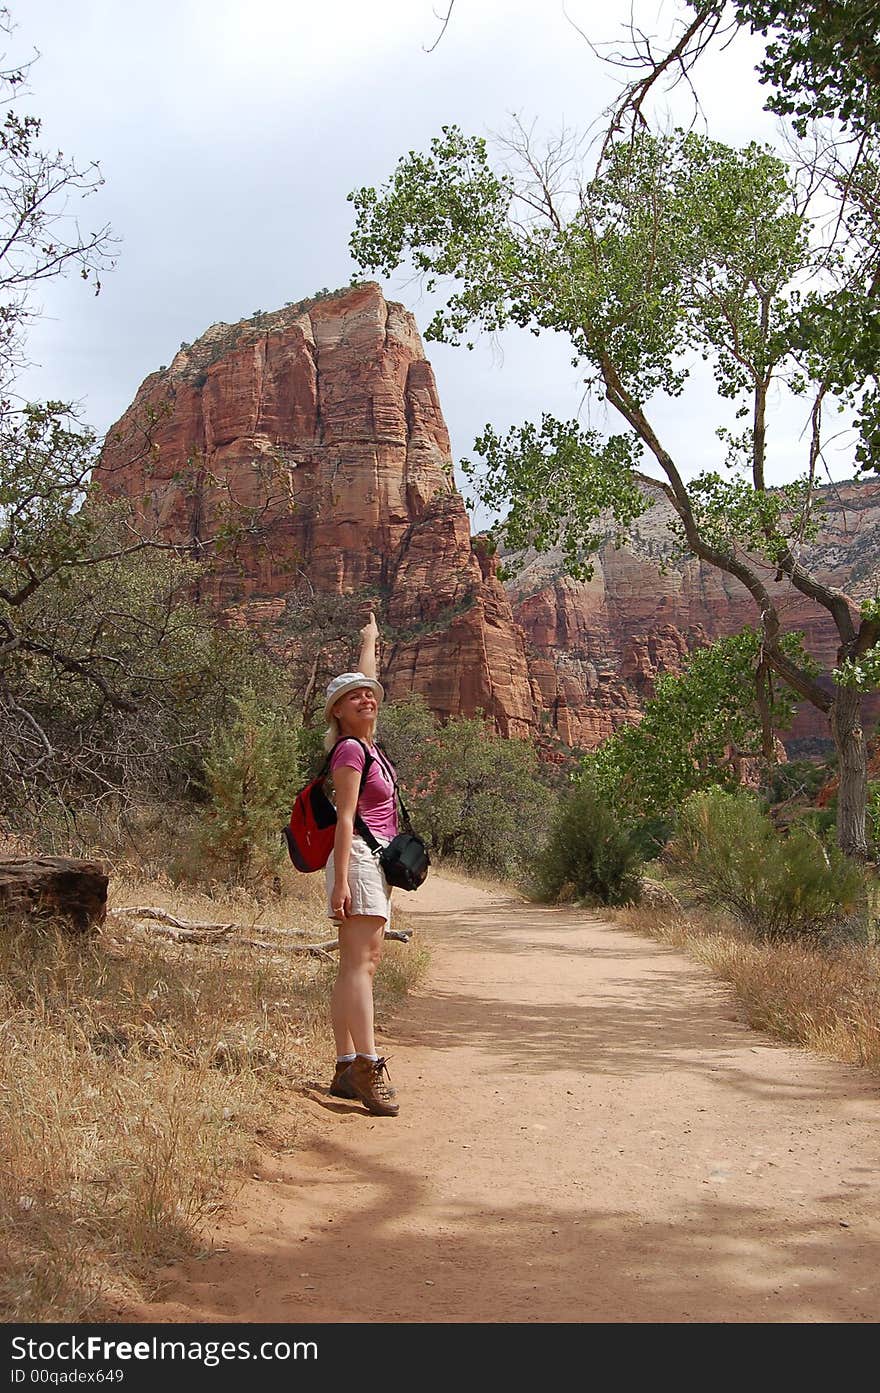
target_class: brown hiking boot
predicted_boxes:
[341,1055,399,1117]
[329,1060,397,1100]
[329,1062,358,1099]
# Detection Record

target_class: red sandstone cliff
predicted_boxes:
[94,283,880,752]
[505,475,880,748]
[93,283,536,735]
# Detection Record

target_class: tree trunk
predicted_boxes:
[830,687,869,858]
[0,857,108,933]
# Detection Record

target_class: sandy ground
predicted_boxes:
[119,871,880,1324]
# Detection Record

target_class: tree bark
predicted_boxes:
[830,687,869,858]
[0,857,108,933]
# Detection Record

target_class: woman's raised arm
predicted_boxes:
[357,609,380,680]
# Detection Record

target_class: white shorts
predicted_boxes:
[326,835,392,925]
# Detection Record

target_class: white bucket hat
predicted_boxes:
[323,672,384,723]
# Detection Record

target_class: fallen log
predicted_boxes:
[0,857,108,933]
[110,905,411,954]
[109,907,235,934]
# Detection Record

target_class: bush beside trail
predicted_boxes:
[666,787,869,944]
[532,777,644,907]
[378,697,559,880]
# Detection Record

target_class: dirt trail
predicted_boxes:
[123,872,879,1323]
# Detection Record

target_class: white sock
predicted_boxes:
[357,1053,379,1062]
[336,1053,356,1064]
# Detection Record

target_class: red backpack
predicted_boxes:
[283,739,374,872]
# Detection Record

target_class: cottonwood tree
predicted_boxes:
[348,116,880,857]
[602,2,880,142]
[586,629,812,822]
[600,2,880,473]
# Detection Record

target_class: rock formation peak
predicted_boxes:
[94,281,880,751]
[93,281,537,736]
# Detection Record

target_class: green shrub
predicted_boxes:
[666,787,867,942]
[762,757,834,805]
[534,778,644,906]
[379,698,554,878]
[629,814,674,860]
[585,628,810,822]
[867,780,880,852]
[789,804,837,840]
[192,692,303,887]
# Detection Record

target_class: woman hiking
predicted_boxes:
[323,610,400,1117]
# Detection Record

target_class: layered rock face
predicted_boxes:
[95,283,880,751]
[506,476,880,747]
[93,283,536,735]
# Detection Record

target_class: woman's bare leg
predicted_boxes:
[330,915,385,1057]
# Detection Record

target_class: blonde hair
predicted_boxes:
[323,712,377,752]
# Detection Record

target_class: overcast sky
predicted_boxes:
[14,0,858,526]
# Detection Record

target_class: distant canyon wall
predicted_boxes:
[94,282,880,750]
[94,282,536,735]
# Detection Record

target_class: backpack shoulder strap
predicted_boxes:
[372,743,397,786]
[328,737,376,846]
[373,742,414,833]
[328,736,375,783]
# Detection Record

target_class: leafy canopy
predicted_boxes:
[585,629,814,821]
[727,0,880,137]
[350,126,831,566]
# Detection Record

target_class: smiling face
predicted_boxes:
[333,685,379,735]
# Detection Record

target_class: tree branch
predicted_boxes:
[597,351,832,711]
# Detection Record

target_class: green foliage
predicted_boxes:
[349,126,516,349]
[375,693,439,785]
[377,695,553,877]
[790,803,838,841]
[348,124,846,576]
[585,629,808,820]
[667,787,867,941]
[349,116,880,852]
[0,439,295,829]
[628,814,675,861]
[194,691,303,887]
[730,0,880,137]
[465,418,649,580]
[1,402,101,575]
[0,405,305,830]
[351,128,809,413]
[534,777,644,906]
[686,474,819,561]
[833,602,880,689]
[631,5,880,477]
[867,780,880,850]
[762,757,833,805]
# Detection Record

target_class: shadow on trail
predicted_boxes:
[157,1132,875,1324]
[396,978,853,1105]
[407,901,689,961]
[132,887,880,1327]
[399,903,872,1105]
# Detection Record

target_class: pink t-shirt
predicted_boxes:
[330,739,399,842]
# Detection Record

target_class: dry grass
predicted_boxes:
[616,901,880,1072]
[0,865,427,1321]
